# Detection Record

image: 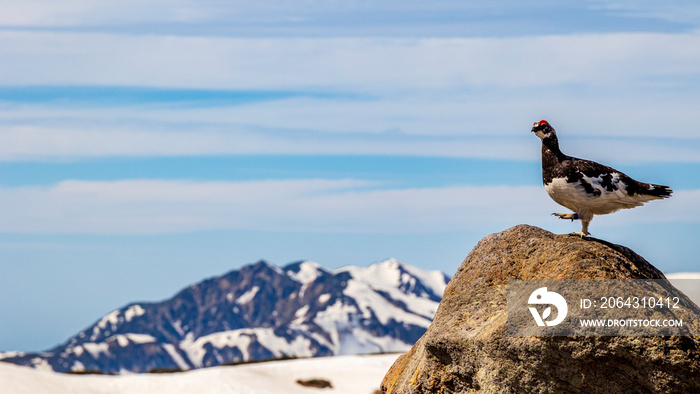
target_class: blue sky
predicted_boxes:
[1,1,700,352]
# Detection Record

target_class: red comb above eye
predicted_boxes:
[539,120,549,126]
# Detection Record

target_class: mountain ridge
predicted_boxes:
[1,258,448,374]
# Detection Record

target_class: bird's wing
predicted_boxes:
[571,159,661,206]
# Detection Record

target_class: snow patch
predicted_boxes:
[163,344,190,371]
[313,300,359,353]
[318,293,331,304]
[70,346,84,357]
[115,336,129,347]
[236,286,260,304]
[180,328,313,368]
[108,333,157,347]
[339,258,402,288]
[0,351,25,360]
[31,357,53,372]
[338,328,411,355]
[338,258,447,299]
[666,272,700,280]
[171,320,185,336]
[124,305,145,322]
[287,261,323,284]
[96,310,121,330]
[292,305,310,324]
[82,342,110,359]
[401,263,449,296]
[70,361,85,373]
[342,278,433,327]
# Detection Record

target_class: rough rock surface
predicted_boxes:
[381,225,700,393]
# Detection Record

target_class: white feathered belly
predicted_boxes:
[544,177,657,215]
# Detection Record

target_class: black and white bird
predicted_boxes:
[531,120,672,237]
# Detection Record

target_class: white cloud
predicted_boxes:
[0,122,539,161]
[2,116,699,163]
[0,1,595,33]
[3,1,697,38]
[1,31,700,161]
[0,179,696,235]
[1,32,700,91]
[0,179,370,233]
[0,1,208,27]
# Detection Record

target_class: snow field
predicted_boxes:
[0,353,401,394]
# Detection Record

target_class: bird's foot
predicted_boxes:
[569,231,590,238]
[552,212,579,221]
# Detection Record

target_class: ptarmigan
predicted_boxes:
[531,120,672,237]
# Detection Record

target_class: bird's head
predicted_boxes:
[531,120,556,141]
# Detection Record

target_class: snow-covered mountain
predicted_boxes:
[0,259,448,374]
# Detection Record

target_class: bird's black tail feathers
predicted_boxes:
[642,184,673,198]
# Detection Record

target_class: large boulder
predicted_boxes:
[381,225,700,393]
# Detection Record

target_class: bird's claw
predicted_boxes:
[552,213,578,222]
[569,231,590,238]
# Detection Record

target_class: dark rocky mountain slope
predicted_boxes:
[1,259,448,374]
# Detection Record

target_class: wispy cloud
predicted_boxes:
[2,1,695,37]
[2,32,700,91]
[0,179,696,234]
[2,32,700,150]
[3,121,700,163]
[0,1,212,28]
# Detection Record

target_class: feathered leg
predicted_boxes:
[572,219,591,238]
[552,213,578,221]
[552,212,592,237]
